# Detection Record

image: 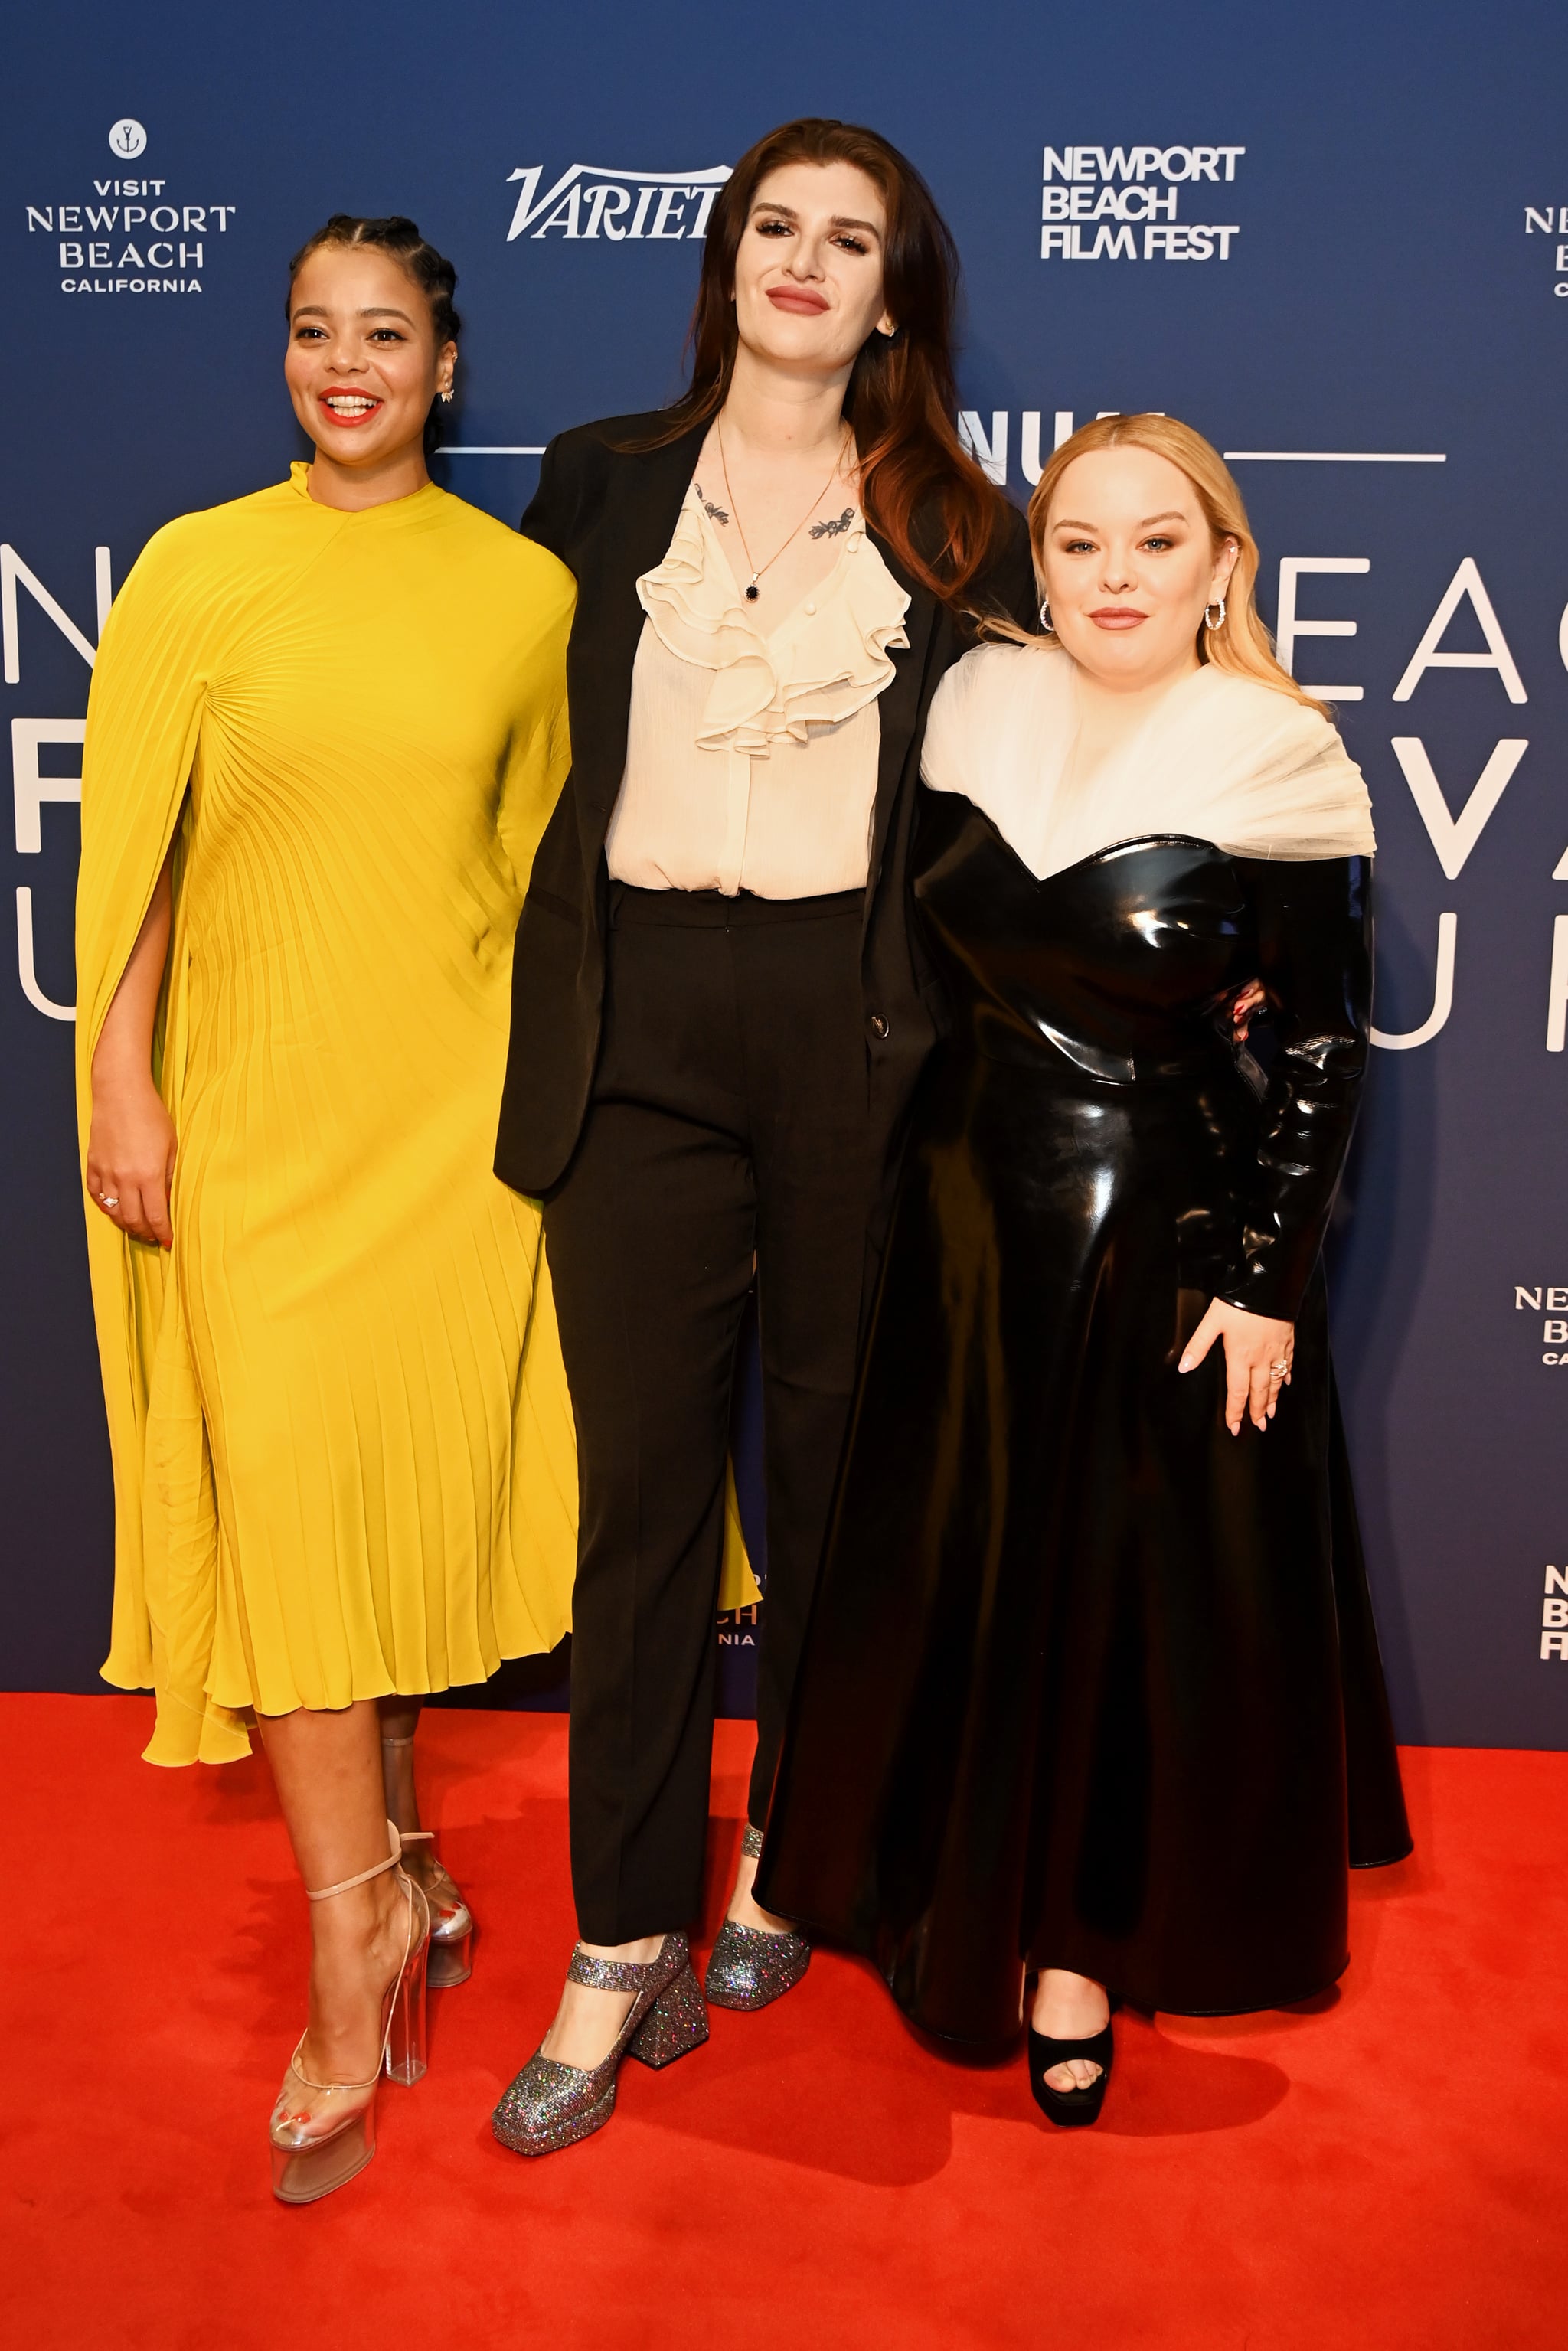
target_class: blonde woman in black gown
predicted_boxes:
[758,414,1410,2125]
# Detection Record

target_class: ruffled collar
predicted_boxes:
[636,485,910,754]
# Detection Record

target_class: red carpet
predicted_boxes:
[6,1695,1563,2348]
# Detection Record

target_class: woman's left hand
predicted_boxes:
[1179,1300,1295,1435]
[1230,978,1266,1040]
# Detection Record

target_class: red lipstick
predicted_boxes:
[767,286,829,315]
[318,387,384,428]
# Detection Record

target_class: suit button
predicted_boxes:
[869,1012,890,1040]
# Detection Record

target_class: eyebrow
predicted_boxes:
[1052,509,1191,531]
[751,201,883,236]
[292,304,417,323]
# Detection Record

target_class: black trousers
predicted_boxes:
[544,884,872,1944]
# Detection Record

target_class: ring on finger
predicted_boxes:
[98,1193,120,1209]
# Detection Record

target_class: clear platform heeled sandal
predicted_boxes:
[269,1818,430,2206]
[382,1732,475,1988]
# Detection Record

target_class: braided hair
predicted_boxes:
[286,214,461,446]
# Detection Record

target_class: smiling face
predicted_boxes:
[284,243,454,475]
[731,158,896,382]
[1040,444,1239,693]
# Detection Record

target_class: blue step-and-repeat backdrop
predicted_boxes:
[3,1,1564,1747]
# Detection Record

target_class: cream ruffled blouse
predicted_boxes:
[606,484,911,897]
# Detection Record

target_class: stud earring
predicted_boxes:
[1204,596,1227,631]
[439,386,455,405]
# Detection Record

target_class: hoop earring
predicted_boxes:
[1204,596,1226,632]
[1039,596,1053,633]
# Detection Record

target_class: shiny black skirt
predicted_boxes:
[757,808,1410,2042]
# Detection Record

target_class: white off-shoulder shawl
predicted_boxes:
[921,642,1375,877]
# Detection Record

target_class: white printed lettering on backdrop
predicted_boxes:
[22,120,237,297]
[3,545,109,1022]
[1514,1289,1568,1372]
[1522,203,1568,300]
[3,518,1560,1050]
[504,165,731,243]
[1040,145,1244,263]
[1542,1566,1568,1657]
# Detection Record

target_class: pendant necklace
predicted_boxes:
[714,418,854,602]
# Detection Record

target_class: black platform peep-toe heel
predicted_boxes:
[1027,2016,1115,2128]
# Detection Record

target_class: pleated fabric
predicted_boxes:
[77,465,756,1766]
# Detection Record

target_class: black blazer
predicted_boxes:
[494,410,1037,1209]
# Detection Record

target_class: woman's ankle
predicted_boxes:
[577,1934,664,1966]
[541,1939,666,2067]
[724,1845,789,1934]
[311,1877,407,1973]
[381,1760,420,1837]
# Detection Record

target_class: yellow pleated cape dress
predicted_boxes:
[77,463,758,1767]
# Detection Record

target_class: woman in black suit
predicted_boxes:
[489,116,1034,2155]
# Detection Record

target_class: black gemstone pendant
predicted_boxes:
[745,582,760,601]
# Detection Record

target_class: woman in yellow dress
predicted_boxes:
[76,214,581,2202]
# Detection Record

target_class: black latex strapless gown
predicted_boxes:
[757,794,1411,2042]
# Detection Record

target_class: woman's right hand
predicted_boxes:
[86,1078,178,1248]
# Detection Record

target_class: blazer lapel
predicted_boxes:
[864,529,939,922]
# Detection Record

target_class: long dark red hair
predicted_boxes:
[641,117,1009,610]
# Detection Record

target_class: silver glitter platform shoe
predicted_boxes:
[704,1825,812,2012]
[491,1932,708,2157]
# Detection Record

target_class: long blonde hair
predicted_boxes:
[1020,413,1329,719]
